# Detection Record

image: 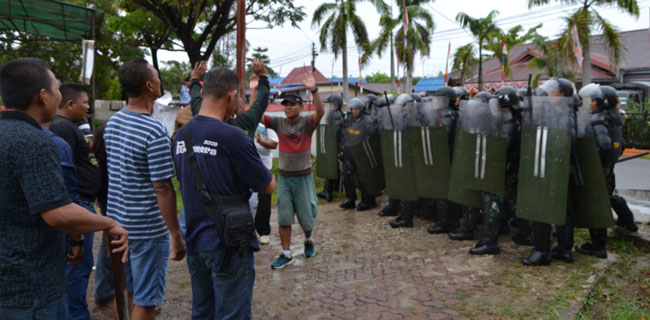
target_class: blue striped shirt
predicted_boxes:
[105,108,175,240]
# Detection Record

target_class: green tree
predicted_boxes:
[159,61,192,98]
[527,35,576,88]
[313,0,385,103]
[366,71,391,83]
[246,47,278,78]
[456,10,500,91]
[451,43,478,85]
[528,0,639,85]
[485,24,542,80]
[131,0,306,65]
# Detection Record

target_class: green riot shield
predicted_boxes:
[447,100,508,208]
[515,96,574,225]
[568,107,614,228]
[407,97,451,199]
[408,126,450,199]
[315,111,339,180]
[378,104,418,201]
[350,135,385,196]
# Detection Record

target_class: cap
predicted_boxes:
[281,93,304,105]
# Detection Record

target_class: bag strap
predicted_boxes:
[181,121,226,243]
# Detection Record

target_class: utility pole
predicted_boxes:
[311,42,318,72]
[236,0,246,102]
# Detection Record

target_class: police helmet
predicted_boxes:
[518,89,528,101]
[600,85,619,110]
[348,97,366,110]
[325,95,343,110]
[473,91,494,104]
[436,87,457,108]
[365,94,378,107]
[410,93,422,102]
[494,87,520,108]
[578,83,606,111]
[453,87,469,100]
[394,93,414,107]
[557,78,575,97]
[374,97,389,108]
[536,78,560,96]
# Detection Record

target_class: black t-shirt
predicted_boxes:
[50,114,100,201]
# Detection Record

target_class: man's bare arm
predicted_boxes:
[152,179,186,261]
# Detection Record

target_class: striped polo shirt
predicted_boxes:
[263,114,317,176]
[104,108,175,240]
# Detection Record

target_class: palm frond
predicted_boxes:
[593,10,621,66]
[312,3,338,27]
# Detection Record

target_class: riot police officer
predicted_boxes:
[427,87,461,234]
[375,95,403,217]
[317,95,345,201]
[340,98,379,211]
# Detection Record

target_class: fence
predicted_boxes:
[623,112,650,150]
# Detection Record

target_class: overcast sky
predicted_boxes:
[155,0,650,78]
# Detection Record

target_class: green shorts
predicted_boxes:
[277,173,319,231]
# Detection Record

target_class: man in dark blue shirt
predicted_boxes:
[173,67,275,319]
[0,58,129,320]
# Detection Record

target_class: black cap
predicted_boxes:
[281,93,303,105]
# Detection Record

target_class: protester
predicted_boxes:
[179,76,191,106]
[250,123,278,245]
[50,82,100,320]
[173,67,275,319]
[0,57,128,319]
[262,69,325,269]
[104,58,185,319]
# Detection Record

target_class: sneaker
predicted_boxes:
[259,235,270,245]
[304,240,316,258]
[271,253,293,269]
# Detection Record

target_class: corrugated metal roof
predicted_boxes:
[413,77,445,92]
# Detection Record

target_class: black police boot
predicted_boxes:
[339,199,356,209]
[521,249,552,266]
[512,218,534,246]
[552,221,574,263]
[427,200,454,234]
[612,196,639,232]
[576,228,608,259]
[469,194,501,255]
[378,198,400,217]
[390,201,415,228]
[356,201,376,211]
[449,207,478,241]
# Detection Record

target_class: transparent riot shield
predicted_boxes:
[407,96,451,199]
[568,104,614,229]
[378,103,418,201]
[316,107,340,180]
[515,96,573,225]
[345,115,385,196]
[447,99,508,208]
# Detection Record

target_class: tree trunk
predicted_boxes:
[478,43,483,92]
[390,33,396,92]
[407,69,413,93]
[150,47,164,94]
[581,37,591,85]
[342,35,349,104]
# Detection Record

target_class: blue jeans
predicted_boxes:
[65,199,95,320]
[0,294,67,320]
[94,240,114,305]
[179,206,187,238]
[186,250,255,320]
[125,235,171,306]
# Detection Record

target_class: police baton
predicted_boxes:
[617,151,649,163]
[383,91,395,130]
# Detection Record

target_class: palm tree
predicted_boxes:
[527,35,575,88]
[456,10,500,91]
[313,0,386,103]
[451,43,478,85]
[528,0,639,85]
[362,11,398,91]
[484,24,542,80]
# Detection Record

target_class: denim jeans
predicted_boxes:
[125,235,170,306]
[186,249,255,320]
[179,206,187,238]
[94,240,114,305]
[0,294,67,320]
[65,199,95,320]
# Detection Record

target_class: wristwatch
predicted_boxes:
[69,235,84,247]
[310,88,319,94]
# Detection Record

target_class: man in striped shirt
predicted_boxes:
[263,70,324,269]
[104,59,185,319]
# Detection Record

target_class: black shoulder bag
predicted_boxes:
[182,121,256,256]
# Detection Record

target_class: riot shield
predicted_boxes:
[378,103,418,201]
[316,107,340,180]
[345,116,385,196]
[407,96,451,199]
[515,96,573,225]
[569,105,614,229]
[447,100,508,208]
